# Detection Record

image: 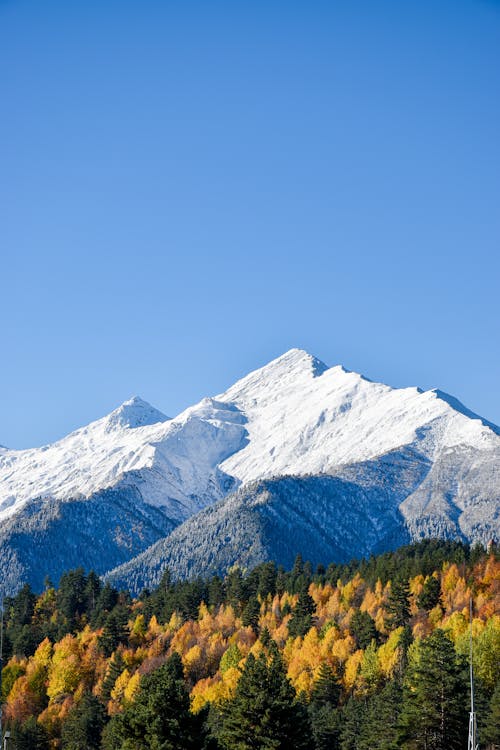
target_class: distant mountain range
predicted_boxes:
[1,349,499,594]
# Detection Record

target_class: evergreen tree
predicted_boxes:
[288,582,316,638]
[257,562,277,599]
[100,651,125,704]
[217,651,313,750]
[98,605,129,657]
[102,652,204,750]
[340,696,368,750]
[358,680,402,750]
[309,662,341,750]
[350,610,377,649]
[260,626,272,648]
[275,565,287,596]
[311,662,341,708]
[91,582,119,627]
[399,629,468,749]
[242,596,261,633]
[385,577,411,630]
[225,568,244,612]
[208,575,225,608]
[61,693,106,750]
[416,575,441,611]
[57,569,87,630]
[483,680,500,749]
[8,717,50,750]
[83,571,102,617]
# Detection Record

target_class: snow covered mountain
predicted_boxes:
[1,349,499,593]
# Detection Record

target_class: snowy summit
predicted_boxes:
[0,349,499,593]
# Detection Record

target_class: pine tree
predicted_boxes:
[102,652,204,749]
[340,696,367,750]
[385,577,411,630]
[217,651,313,749]
[100,650,125,704]
[208,575,225,608]
[350,610,377,649]
[8,717,50,750]
[358,680,402,750]
[83,571,101,617]
[61,693,106,750]
[309,662,341,750]
[225,568,244,612]
[311,662,341,708]
[288,582,316,638]
[399,629,468,749]
[98,605,129,657]
[483,680,500,749]
[257,562,277,599]
[242,596,261,633]
[417,575,441,611]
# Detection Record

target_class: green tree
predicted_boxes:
[242,596,261,633]
[257,562,277,599]
[100,650,125,704]
[8,717,50,750]
[309,662,341,750]
[61,693,106,750]
[483,680,500,749]
[416,576,441,611]
[399,629,468,749]
[358,680,402,750]
[101,652,203,750]
[340,696,367,750]
[350,610,377,649]
[288,582,316,639]
[98,605,129,657]
[217,651,313,750]
[385,577,411,631]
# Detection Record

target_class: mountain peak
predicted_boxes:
[221,348,329,402]
[106,396,169,430]
[268,348,329,375]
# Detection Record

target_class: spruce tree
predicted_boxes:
[8,717,50,750]
[102,652,203,749]
[217,651,313,749]
[398,629,468,749]
[309,662,341,750]
[358,680,402,750]
[98,605,129,657]
[257,562,277,599]
[350,610,377,649]
[340,696,367,750]
[288,582,316,638]
[385,576,411,630]
[242,596,261,633]
[416,575,441,611]
[100,650,125,704]
[483,680,500,749]
[61,693,106,750]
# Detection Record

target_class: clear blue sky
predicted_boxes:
[1,0,499,449]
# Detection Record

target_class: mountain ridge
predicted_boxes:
[0,349,498,594]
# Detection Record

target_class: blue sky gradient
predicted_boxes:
[1,0,499,448]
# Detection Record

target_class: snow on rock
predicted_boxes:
[0,348,498,529]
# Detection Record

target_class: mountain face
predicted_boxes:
[1,349,499,594]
